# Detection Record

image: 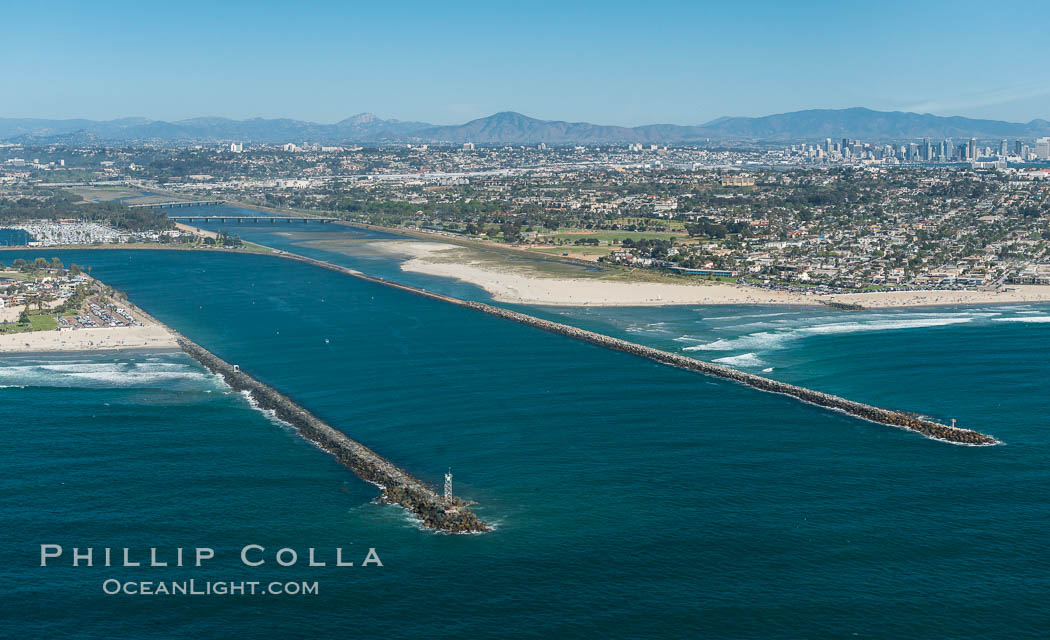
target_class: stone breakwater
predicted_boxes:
[174,334,489,533]
[270,250,999,446]
[461,304,998,446]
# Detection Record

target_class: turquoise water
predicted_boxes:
[2,232,1050,638]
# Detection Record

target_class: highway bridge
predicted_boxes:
[169,215,338,224]
[128,200,225,209]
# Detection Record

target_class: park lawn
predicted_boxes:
[0,314,61,334]
[0,323,33,335]
[28,314,59,331]
[0,270,33,281]
[544,229,686,244]
[66,186,145,202]
[606,217,691,232]
[530,246,614,257]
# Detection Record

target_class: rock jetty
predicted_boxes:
[175,334,489,533]
[461,303,998,445]
[270,250,998,446]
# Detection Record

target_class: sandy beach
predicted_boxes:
[385,241,1050,308]
[0,314,178,353]
[823,287,1050,308]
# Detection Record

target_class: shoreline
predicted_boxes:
[0,272,180,354]
[9,196,1047,309]
[0,242,275,255]
[0,345,182,358]
[381,240,1050,309]
[0,325,180,353]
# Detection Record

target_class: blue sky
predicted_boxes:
[3,0,1049,125]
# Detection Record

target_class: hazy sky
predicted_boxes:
[3,0,1049,125]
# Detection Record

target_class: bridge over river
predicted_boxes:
[169,215,337,224]
[128,200,225,209]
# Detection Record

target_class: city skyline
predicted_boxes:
[3,0,1049,125]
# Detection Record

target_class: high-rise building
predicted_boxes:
[1015,140,1024,155]
[1036,138,1050,161]
[1000,139,1009,157]
[968,138,977,161]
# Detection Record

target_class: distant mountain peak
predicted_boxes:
[339,112,380,125]
[2,108,1048,144]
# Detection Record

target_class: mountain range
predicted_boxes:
[3,108,1049,145]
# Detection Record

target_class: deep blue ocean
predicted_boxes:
[2,211,1049,638]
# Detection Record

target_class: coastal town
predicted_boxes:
[0,260,175,351]
[2,141,1050,300]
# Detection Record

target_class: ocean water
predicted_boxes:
[2,231,1050,637]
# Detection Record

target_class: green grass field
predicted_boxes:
[67,186,144,202]
[606,217,691,232]
[28,314,58,331]
[542,229,686,244]
[0,313,58,335]
[0,271,33,281]
[530,246,614,257]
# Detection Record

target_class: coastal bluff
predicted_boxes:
[272,250,999,446]
[174,334,489,533]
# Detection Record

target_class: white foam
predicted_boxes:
[66,370,210,384]
[624,322,671,334]
[994,315,1050,323]
[684,314,979,352]
[238,389,296,430]
[712,352,766,368]
[0,357,217,389]
[683,331,787,352]
[40,362,194,373]
[797,316,976,335]
[700,311,796,321]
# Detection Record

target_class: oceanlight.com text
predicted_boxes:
[101,579,319,596]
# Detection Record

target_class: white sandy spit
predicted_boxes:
[0,316,178,353]
[378,240,1050,309]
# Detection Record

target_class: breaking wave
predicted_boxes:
[994,315,1050,323]
[0,356,219,390]
[238,389,297,430]
[625,322,671,335]
[684,314,983,352]
[712,352,766,368]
